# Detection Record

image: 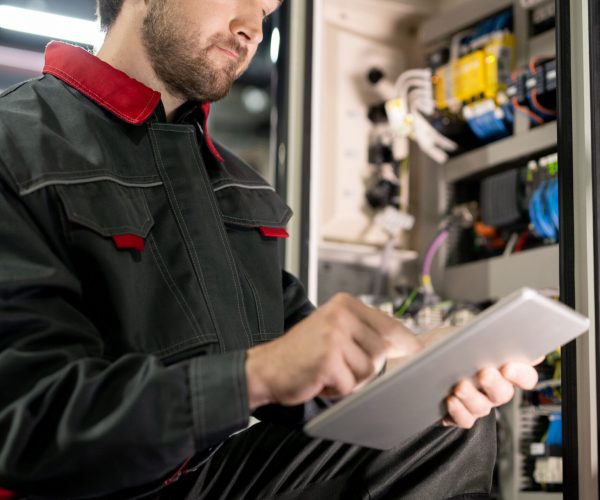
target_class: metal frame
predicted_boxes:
[555,0,578,496]
[588,0,600,490]
[559,0,599,497]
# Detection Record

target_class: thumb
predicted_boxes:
[383,322,423,359]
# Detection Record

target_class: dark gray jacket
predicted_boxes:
[0,42,315,498]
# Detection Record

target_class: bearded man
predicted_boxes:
[0,1,540,498]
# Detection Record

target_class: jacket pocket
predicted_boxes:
[215,184,290,342]
[214,183,292,230]
[56,181,155,240]
[55,180,219,359]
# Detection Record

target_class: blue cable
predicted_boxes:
[546,178,560,230]
[530,182,557,240]
[529,187,546,238]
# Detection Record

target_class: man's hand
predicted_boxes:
[245,293,422,410]
[442,359,542,428]
[387,327,542,429]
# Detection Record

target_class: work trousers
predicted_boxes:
[154,414,496,500]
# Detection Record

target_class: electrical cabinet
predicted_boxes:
[292,0,584,498]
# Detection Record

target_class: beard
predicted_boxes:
[141,1,250,102]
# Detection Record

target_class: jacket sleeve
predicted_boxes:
[253,271,334,425]
[0,172,249,496]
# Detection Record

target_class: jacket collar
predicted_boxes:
[43,41,224,162]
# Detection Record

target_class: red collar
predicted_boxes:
[43,41,223,163]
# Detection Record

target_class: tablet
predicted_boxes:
[303,288,589,450]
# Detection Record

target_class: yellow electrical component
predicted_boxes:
[484,32,516,99]
[466,50,486,101]
[453,50,486,104]
[435,31,515,110]
[434,65,450,110]
[451,58,465,105]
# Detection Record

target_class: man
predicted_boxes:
[0,1,540,498]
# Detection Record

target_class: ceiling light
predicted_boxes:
[0,5,104,48]
[270,28,281,64]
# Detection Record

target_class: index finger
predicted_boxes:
[350,299,423,358]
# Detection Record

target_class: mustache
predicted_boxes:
[209,35,248,59]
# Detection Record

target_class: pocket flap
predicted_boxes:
[215,184,292,229]
[56,182,155,238]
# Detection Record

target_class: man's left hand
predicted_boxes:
[385,327,543,429]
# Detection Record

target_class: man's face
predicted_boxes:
[142,0,281,103]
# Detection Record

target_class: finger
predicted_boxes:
[532,356,545,366]
[357,306,422,357]
[321,356,358,398]
[446,395,476,429]
[501,363,539,391]
[331,294,422,358]
[453,379,493,418]
[477,368,515,406]
[325,297,387,360]
[341,339,378,385]
[351,323,389,363]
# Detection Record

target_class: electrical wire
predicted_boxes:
[512,96,545,125]
[530,89,557,117]
[528,56,557,118]
[421,230,450,294]
[395,287,419,317]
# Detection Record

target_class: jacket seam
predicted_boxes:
[154,337,216,358]
[20,177,163,196]
[239,265,266,334]
[187,131,254,347]
[213,183,275,193]
[149,126,225,353]
[147,233,212,349]
[222,210,292,227]
[211,178,267,187]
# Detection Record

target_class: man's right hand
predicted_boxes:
[245,293,422,410]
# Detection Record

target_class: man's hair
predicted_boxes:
[97,0,125,31]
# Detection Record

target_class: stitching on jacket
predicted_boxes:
[211,178,267,188]
[253,332,282,340]
[154,337,213,358]
[240,266,266,335]
[21,177,163,196]
[221,210,292,227]
[149,126,225,353]
[187,132,253,346]
[148,233,213,351]
[45,65,157,123]
[213,183,275,193]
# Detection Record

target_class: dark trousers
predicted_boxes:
[154,415,496,500]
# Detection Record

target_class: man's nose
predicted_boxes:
[230,3,264,45]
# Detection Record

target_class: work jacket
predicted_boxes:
[0,42,316,499]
